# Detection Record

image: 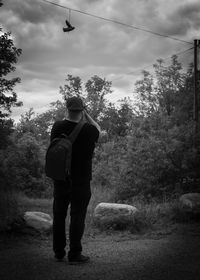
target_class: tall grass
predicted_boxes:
[13,184,116,235]
[0,189,21,231]
[5,187,197,235]
[16,192,53,215]
[85,183,116,233]
[15,184,115,235]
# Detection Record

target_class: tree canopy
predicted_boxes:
[0,30,22,148]
[1,50,200,201]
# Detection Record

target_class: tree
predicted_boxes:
[135,70,157,116]
[60,74,84,101]
[85,75,112,120]
[0,30,22,148]
[135,56,194,127]
[117,98,134,136]
[3,131,51,197]
[16,101,66,145]
[101,102,119,137]
[0,31,22,118]
[153,55,184,117]
[172,64,194,124]
[59,74,112,121]
[0,28,23,229]
[101,98,134,138]
[129,55,200,199]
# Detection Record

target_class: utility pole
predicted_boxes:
[194,39,200,135]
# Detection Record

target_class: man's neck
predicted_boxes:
[66,110,83,123]
[66,115,82,123]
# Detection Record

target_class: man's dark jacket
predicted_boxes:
[50,119,99,184]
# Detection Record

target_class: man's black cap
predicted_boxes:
[66,96,84,111]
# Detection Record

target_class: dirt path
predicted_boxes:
[0,224,200,280]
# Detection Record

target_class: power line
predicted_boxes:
[41,0,192,45]
[109,46,194,100]
[130,46,194,75]
[111,46,194,82]
[40,0,194,91]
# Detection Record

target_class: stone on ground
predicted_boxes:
[94,202,138,230]
[179,193,200,212]
[24,211,53,232]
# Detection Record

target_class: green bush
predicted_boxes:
[92,119,200,203]
[2,132,52,197]
[0,189,21,231]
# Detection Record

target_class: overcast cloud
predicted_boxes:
[0,0,198,121]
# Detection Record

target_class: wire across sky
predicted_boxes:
[41,0,193,45]
[113,46,194,80]
[40,0,194,85]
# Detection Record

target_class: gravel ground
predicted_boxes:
[0,224,200,280]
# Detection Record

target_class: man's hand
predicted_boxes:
[82,110,89,122]
[82,110,101,133]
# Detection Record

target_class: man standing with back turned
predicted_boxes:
[50,96,100,264]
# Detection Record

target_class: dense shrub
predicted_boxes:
[92,119,200,202]
[93,139,127,190]
[1,133,52,198]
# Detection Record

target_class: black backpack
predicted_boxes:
[45,120,85,181]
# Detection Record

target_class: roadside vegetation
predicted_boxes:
[0,29,200,233]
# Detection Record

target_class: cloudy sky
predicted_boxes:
[0,0,198,121]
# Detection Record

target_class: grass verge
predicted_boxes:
[0,190,22,231]
[4,189,200,236]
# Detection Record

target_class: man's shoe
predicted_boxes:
[68,254,90,265]
[55,251,66,262]
[63,26,75,32]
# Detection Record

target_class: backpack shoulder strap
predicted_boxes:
[68,120,85,143]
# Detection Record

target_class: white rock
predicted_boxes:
[94,202,138,228]
[179,193,200,212]
[24,211,53,232]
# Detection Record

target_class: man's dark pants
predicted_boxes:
[53,179,91,258]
